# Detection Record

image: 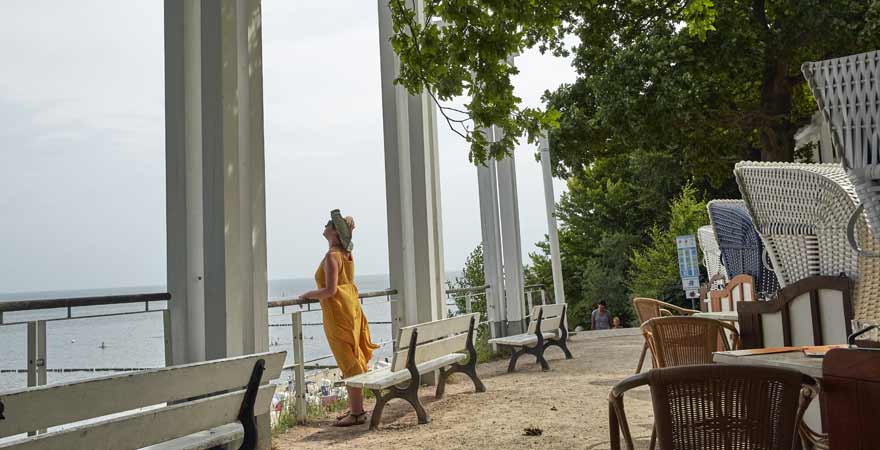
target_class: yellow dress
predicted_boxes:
[315,251,379,378]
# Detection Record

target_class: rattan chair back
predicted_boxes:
[609,365,815,450]
[641,317,736,368]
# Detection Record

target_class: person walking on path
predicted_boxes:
[299,209,379,427]
[592,301,612,330]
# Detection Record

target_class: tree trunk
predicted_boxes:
[759,58,795,162]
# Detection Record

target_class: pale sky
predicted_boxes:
[0,1,576,294]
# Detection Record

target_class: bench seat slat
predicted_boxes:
[344,353,466,390]
[488,332,558,347]
[0,384,275,450]
[0,351,285,439]
[398,313,478,349]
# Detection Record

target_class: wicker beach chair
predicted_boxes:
[631,298,700,373]
[707,200,780,296]
[609,365,816,450]
[802,51,880,244]
[640,316,739,368]
[698,225,727,289]
[734,161,880,321]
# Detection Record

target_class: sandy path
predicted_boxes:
[273,332,656,450]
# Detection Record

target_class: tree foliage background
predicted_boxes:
[394,0,880,328]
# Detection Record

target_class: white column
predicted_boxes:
[378,0,446,339]
[476,127,505,338]
[540,135,565,305]
[165,0,269,363]
[494,125,526,334]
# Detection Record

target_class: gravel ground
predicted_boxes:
[273,331,656,450]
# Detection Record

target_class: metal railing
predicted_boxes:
[0,292,172,391]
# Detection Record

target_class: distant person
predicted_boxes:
[592,301,612,330]
[612,316,623,329]
[299,210,379,427]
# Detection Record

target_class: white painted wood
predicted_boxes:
[496,145,526,333]
[343,353,466,390]
[526,304,566,334]
[488,332,558,347]
[477,146,505,339]
[540,134,565,305]
[142,423,243,450]
[743,282,754,302]
[761,312,786,347]
[0,385,274,450]
[0,352,284,438]
[818,289,847,344]
[693,312,739,321]
[789,294,813,346]
[398,314,476,349]
[393,334,468,371]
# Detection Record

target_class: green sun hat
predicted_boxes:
[331,209,353,252]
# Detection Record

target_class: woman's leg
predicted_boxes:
[348,386,364,414]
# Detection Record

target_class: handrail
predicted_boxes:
[267,289,398,308]
[524,284,546,290]
[444,285,490,295]
[0,292,171,313]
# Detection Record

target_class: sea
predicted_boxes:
[0,273,442,392]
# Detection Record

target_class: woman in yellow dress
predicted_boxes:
[299,210,379,427]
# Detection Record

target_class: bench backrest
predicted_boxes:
[737,276,853,349]
[0,351,286,450]
[708,274,755,312]
[527,303,566,335]
[392,313,479,372]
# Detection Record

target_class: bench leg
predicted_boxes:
[436,363,486,399]
[368,383,430,430]
[544,339,573,360]
[507,346,528,373]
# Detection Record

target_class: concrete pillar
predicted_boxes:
[378,0,446,341]
[476,127,505,339]
[540,135,565,305]
[165,1,270,445]
[495,125,526,335]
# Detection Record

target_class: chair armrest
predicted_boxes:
[609,372,651,450]
[659,309,672,317]
[656,300,700,316]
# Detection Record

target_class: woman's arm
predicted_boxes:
[299,253,340,300]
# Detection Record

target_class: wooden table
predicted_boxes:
[694,311,739,322]
[714,348,822,378]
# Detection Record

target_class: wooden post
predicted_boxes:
[291,311,307,424]
[27,320,47,435]
[163,310,173,368]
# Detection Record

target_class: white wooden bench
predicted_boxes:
[488,303,572,372]
[0,351,286,450]
[343,313,485,430]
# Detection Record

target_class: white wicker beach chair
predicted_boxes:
[802,51,880,245]
[707,200,780,296]
[734,161,880,321]
[697,225,727,289]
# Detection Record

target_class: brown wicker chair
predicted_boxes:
[641,316,740,368]
[632,298,700,372]
[609,365,817,450]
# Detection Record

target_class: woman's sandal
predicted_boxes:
[333,411,367,427]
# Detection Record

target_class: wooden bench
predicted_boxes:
[737,275,853,349]
[343,313,485,430]
[0,351,286,450]
[488,303,572,372]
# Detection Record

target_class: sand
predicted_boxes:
[273,331,656,450]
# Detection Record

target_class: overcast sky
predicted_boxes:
[0,1,577,294]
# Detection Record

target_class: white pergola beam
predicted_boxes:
[476,127,505,339]
[494,126,526,334]
[378,0,446,338]
[540,134,565,305]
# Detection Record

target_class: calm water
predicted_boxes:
[0,275,401,391]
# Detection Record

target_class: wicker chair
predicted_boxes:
[734,161,880,322]
[802,51,880,243]
[698,225,728,289]
[609,365,817,450]
[707,200,780,297]
[632,298,700,373]
[640,316,740,368]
